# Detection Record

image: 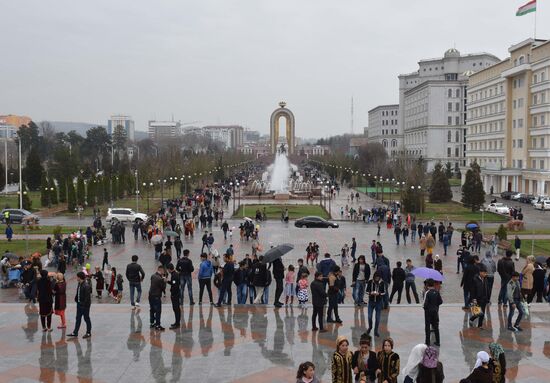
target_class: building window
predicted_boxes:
[518,139,523,148]
[518,119,524,128]
[455,116,460,125]
[541,137,545,148]
[533,160,537,169]
[447,116,452,125]
[513,120,517,129]
[448,131,452,142]
[455,131,460,142]
[448,89,452,98]
[542,115,546,126]
[455,102,460,112]
[448,103,452,112]
[383,139,388,148]
[455,147,459,157]
[518,160,523,168]
[513,139,516,148]
[447,147,451,157]
[513,100,517,109]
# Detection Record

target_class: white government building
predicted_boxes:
[366,104,400,157]
[465,38,550,196]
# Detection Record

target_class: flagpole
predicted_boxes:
[534,6,537,40]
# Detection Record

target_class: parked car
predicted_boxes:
[0,208,40,224]
[532,196,548,206]
[500,191,516,200]
[510,193,523,201]
[533,199,550,210]
[518,194,535,204]
[105,208,148,223]
[486,203,510,215]
[294,216,339,228]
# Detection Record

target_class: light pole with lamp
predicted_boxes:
[134,170,139,212]
[15,133,22,208]
[230,182,235,214]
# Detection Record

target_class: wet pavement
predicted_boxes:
[0,303,548,382]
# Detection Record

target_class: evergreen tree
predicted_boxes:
[49,178,58,205]
[22,184,32,210]
[57,177,67,203]
[402,185,423,213]
[23,146,44,190]
[445,162,453,179]
[429,162,453,203]
[103,176,111,203]
[112,175,119,201]
[461,162,486,212]
[40,174,49,207]
[76,176,85,205]
[67,179,76,212]
[87,176,97,206]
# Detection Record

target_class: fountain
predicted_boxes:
[269,151,291,200]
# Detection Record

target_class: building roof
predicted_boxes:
[368,104,399,113]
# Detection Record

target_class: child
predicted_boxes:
[116,273,123,303]
[229,228,233,241]
[284,265,296,306]
[93,266,104,298]
[297,273,309,307]
[341,244,349,267]
[53,273,67,329]
[102,248,109,271]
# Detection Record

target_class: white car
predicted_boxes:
[533,199,550,210]
[486,203,510,215]
[510,193,522,201]
[106,208,148,223]
[532,196,548,206]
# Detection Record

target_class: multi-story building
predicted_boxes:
[367,105,400,157]
[148,120,182,141]
[399,49,500,170]
[195,125,244,149]
[0,115,32,138]
[465,38,550,195]
[108,115,135,141]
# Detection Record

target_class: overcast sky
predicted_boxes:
[1,0,548,138]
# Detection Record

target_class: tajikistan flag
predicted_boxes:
[516,0,536,16]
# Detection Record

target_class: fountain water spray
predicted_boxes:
[269,152,290,193]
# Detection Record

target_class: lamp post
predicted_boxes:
[15,134,22,209]
[230,182,235,214]
[134,170,139,212]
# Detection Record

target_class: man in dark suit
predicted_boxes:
[68,272,92,339]
[166,263,181,329]
[311,272,327,333]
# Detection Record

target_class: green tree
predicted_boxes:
[49,178,58,205]
[402,185,423,213]
[112,125,127,151]
[429,162,452,203]
[17,122,40,156]
[40,174,49,207]
[0,161,5,191]
[112,175,118,201]
[87,176,97,206]
[21,184,32,210]
[103,176,111,203]
[23,146,44,190]
[76,176,85,205]
[461,162,486,212]
[445,162,453,179]
[57,177,67,203]
[67,179,76,212]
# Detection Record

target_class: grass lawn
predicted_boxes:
[0,191,42,211]
[448,178,462,187]
[0,240,45,258]
[525,240,550,256]
[234,204,329,219]
[2,224,84,235]
[413,201,508,223]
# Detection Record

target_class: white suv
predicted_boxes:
[106,208,148,223]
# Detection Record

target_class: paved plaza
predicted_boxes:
[0,303,548,382]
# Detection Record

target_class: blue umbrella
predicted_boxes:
[466,223,479,230]
[411,267,445,282]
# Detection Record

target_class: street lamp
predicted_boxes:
[230,182,235,214]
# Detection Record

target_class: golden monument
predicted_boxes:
[270,101,295,155]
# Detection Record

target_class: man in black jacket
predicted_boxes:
[176,249,195,306]
[166,263,181,329]
[68,272,92,339]
[423,278,442,346]
[149,266,167,331]
[215,254,235,307]
[352,256,370,306]
[271,258,285,308]
[126,255,145,309]
[470,265,489,328]
[497,250,516,305]
[252,257,270,304]
[460,255,480,309]
[389,261,406,304]
[310,272,327,332]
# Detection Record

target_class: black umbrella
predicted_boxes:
[535,255,548,265]
[261,243,294,264]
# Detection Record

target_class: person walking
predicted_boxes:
[148,266,167,331]
[365,272,385,337]
[332,336,353,383]
[176,249,195,305]
[481,251,496,303]
[394,225,402,246]
[125,255,145,309]
[531,261,546,302]
[272,257,285,308]
[497,250,515,305]
[215,254,235,307]
[234,261,249,304]
[311,271,327,332]
[514,235,521,261]
[101,249,109,271]
[423,278,442,346]
[197,253,214,304]
[252,257,271,304]
[352,256,370,306]
[404,259,420,304]
[53,273,67,329]
[461,256,480,309]
[469,265,489,328]
[507,271,524,332]
[284,264,295,306]
[401,344,427,383]
[36,269,54,332]
[488,342,506,383]
[174,236,183,259]
[67,271,92,339]
[166,263,181,329]
[389,261,406,304]
[350,238,357,263]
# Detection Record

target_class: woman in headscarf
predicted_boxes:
[376,337,400,383]
[488,342,506,383]
[434,255,443,274]
[332,335,353,383]
[417,346,444,383]
[351,336,379,382]
[36,269,54,332]
[401,343,427,383]
[463,351,493,383]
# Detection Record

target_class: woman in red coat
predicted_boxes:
[53,273,67,328]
